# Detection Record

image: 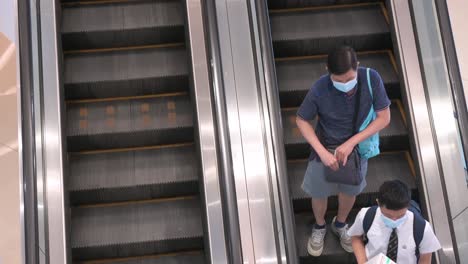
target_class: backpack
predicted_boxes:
[362,200,426,259]
[357,68,380,159]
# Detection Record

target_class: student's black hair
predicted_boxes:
[327,46,358,75]
[377,180,411,210]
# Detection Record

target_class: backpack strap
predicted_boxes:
[363,206,378,244]
[366,68,374,99]
[412,210,427,259]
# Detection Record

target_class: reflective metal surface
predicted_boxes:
[205,0,243,262]
[453,207,468,262]
[212,0,256,262]
[387,0,457,263]
[412,0,468,218]
[433,0,468,178]
[39,0,70,263]
[411,1,468,262]
[249,0,297,263]
[184,1,229,263]
[13,0,26,262]
[29,0,48,260]
[212,0,284,262]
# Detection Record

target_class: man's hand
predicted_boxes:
[335,140,357,166]
[319,150,339,171]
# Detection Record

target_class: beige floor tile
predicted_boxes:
[0,148,21,264]
[0,32,18,151]
[0,92,18,150]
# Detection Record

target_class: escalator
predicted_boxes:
[266,1,418,263]
[60,0,206,262]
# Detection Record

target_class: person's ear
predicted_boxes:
[376,198,380,206]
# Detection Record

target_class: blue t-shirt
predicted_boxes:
[297,67,391,160]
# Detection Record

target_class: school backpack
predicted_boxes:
[362,200,426,259]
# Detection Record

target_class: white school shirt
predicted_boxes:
[348,207,441,264]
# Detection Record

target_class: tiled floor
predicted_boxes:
[0,32,21,264]
[447,1,468,260]
[447,0,468,109]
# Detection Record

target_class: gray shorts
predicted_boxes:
[301,158,368,198]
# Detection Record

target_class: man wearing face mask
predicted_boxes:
[348,180,441,264]
[296,46,391,255]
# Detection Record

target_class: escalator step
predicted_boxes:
[283,103,408,159]
[294,212,358,263]
[276,51,399,107]
[86,252,206,264]
[64,46,188,100]
[67,94,193,151]
[268,0,381,10]
[288,152,417,212]
[270,3,391,57]
[71,197,204,260]
[69,144,199,205]
[62,0,185,50]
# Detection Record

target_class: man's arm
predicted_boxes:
[335,107,391,165]
[418,253,432,264]
[351,236,367,264]
[296,116,339,171]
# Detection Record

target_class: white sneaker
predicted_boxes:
[330,216,353,253]
[307,225,327,256]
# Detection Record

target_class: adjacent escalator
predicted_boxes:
[60,0,206,262]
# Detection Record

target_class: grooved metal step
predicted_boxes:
[62,0,185,50]
[69,144,199,205]
[276,52,399,107]
[270,3,391,57]
[288,152,417,212]
[71,198,204,260]
[87,251,206,264]
[90,252,206,264]
[282,103,408,159]
[268,0,380,9]
[64,46,189,99]
[67,95,194,151]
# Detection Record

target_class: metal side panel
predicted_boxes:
[211,0,256,262]
[71,198,204,260]
[184,1,229,263]
[61,0,185,50]
[270,3,391,57]
[387,0,457,262]
[64,46,189,99]
[211,0,287,262]
[40,0,70,263]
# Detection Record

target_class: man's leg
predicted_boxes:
[311,198,328,226]
[331,192,356,253]
[307,197,328,256]
[337,192,356,223]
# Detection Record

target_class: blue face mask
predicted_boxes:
[381,214,408,229]
[332,76,358,93]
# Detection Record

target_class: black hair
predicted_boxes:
[327,46,358,75]
[378,180,411,210]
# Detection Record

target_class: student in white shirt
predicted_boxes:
[348,180,441,264]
